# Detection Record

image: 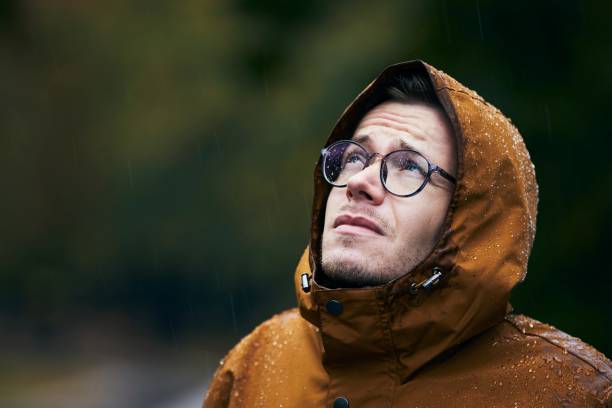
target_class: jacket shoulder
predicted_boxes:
[503,314,612,403]
[211,307,305,371]
[504,314,612,377]
[202,308,312,407]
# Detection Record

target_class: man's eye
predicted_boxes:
[344,153,365,166]
[403,160,421,172]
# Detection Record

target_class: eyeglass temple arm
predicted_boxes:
[433,166,457,184]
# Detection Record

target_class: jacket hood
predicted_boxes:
[294,60,539,380]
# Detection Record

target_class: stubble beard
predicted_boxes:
[321,234,427,288]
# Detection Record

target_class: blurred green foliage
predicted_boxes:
[0,0,610,355]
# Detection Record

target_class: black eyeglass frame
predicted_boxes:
[321,139,457,197]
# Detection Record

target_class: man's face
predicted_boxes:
[321,100,457,287]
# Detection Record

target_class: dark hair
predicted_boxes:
[386,72,439,106]
[355,71,443,119]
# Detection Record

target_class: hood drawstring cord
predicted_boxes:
[409,267,444,295]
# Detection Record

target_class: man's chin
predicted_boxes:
[321,254,388,288]
[322,248,378,277]
[323,244,370,264]
[323,255,366,273]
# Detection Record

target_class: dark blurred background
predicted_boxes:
[1,1,610,407]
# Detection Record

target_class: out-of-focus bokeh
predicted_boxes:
[1,1,610,406]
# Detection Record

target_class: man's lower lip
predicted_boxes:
[334,224,382,236]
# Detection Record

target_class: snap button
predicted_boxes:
[326,299,343,316]
[333,396,349,408]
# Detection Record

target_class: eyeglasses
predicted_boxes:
[321,139,456,197]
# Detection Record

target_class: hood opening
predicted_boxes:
[310,60,462,290]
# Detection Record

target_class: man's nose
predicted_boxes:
[345,160,385,205]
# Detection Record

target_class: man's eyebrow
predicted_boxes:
[353,134,371,145]
[353,134,418,151]
[397,139,417,151]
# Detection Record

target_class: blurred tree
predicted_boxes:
[0,0,609,356]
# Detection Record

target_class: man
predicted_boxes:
[203,60,611,407]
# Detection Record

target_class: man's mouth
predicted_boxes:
[333,214,385,236]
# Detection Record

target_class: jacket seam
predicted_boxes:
[376,292,400,408]
[503,315,612,383]
[436,86,485,103]
[436,85,506,116]
[602,384,612,404]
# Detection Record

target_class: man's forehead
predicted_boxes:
[350,101,452,153]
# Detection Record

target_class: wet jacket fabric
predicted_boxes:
[203,60,612,407]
